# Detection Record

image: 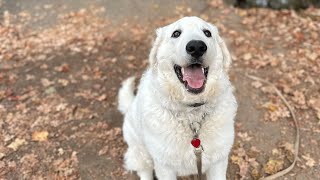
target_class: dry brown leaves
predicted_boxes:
[264,159,284,175]
[231,142,261,179]
[234,8,320,119]
[308,98,320,122]
[1,2,320,179]
[301,154,316,168]
[262,101,290,122]
[0,7,110,62]
[1,5,128,179]
[52,151,79,178]
[230,7,320,178]
[99,127,126,159]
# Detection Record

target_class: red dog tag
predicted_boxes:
[191,138,201,148]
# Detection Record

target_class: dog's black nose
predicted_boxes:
[186,40,207,58]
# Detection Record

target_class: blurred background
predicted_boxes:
[0,0,319,179]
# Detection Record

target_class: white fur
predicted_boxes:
[118,17,237,180]
[118,77,136,114]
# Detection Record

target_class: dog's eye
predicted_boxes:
[172,30,181,38]
[203,30,211,37]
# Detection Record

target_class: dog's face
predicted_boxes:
[149,17,231,104]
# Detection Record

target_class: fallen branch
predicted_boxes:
[245,74,300,180]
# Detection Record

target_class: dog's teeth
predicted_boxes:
[202,67,204,73]
[181,68,185,75]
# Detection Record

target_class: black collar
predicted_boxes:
[188,102,205,107]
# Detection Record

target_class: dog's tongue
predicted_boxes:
[182,66,205,89]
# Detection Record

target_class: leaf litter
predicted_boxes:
[1,1,320,179]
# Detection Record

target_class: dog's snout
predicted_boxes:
[186,40,207,58]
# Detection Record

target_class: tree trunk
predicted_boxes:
[225,0,320,9]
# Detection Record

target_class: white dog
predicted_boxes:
[118,16,237,180]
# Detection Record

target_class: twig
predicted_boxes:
[245,74,300,180]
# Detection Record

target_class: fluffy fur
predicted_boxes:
[118,17,237,180]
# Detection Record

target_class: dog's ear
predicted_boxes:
[208,23,232,72]
[217,35,232,72]
[149,27,164,67]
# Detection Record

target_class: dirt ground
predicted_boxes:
[1,0,320,179]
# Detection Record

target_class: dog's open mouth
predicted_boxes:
[174,64,209,94]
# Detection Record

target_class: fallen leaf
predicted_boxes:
[126,55,135,61]
[302,154,316,167]
[263,102,278,112]
[264,159,284,174]
[96,94,107,101]
[251,168,261,179]
[231,155,249,179]
[243,53,252,61]
[58,148,64,155]
[281,142,294,162]
[237,132,252,141]
[58,79,69,86]
[32,131,49,142]
[251,81,263,88]
[7,138,26,151]
[306,52,318,61]
[0,153,6,160]
[44,87,56,94]
[56,103,67,111]
[292,91,306,106]
[98,145,109,156]
[41,78,54,87]
[231,146,249,179]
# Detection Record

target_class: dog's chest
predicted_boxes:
[143,112,220,174]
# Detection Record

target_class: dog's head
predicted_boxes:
[149,16,232,105]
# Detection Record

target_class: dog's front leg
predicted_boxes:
[206,157,228,180]
[154,162,176,180]
[137,170,153,180]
